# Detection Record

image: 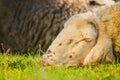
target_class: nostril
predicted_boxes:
[46,49,52,54]
[89,1,96,5]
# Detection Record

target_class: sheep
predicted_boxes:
[0,0,115,53]
[40,2,120,66]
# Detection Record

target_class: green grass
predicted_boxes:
[0,53,120,80]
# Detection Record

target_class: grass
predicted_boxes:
[0,53,120,80]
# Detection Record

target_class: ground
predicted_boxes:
[0,53,120,80]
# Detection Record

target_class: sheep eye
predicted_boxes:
[89,1,96,5]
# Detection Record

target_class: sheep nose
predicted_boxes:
[40,59,50,66]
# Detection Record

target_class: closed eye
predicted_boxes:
[89,1,102,6]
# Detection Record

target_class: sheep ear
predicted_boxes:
[101,15,111,22]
